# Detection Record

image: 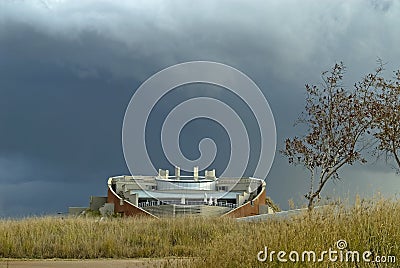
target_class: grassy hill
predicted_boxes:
[0,197,398,267]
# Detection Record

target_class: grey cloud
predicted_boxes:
[4,0,399,80]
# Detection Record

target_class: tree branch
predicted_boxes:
[392,141,400,169]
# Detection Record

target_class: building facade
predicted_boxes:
[105,167,268,218]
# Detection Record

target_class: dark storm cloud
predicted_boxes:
[1,0,400,216]
[1,26,130,178]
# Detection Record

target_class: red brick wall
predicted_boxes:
[223,184,266,218]
[107,187,157,218]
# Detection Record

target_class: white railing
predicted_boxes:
[138,200,237,208]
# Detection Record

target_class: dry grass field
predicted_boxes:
[0,197,399,267]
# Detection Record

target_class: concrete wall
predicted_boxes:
[259,204,275,215]
[127,193,138,206]
[89,196,107,211]
[236,192,250,206]
[99,203,115,216]
[230,178,253,191]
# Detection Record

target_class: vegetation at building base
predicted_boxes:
[266,196,281,212]
[0,197,398,267]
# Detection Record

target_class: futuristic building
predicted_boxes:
[105,167,269,218]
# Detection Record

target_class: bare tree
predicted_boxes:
[282,62,381,210]
[372,69,400,171]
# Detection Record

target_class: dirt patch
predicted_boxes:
[0,259,190,268]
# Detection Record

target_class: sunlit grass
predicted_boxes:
[0,197,399,267]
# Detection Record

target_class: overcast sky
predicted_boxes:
[1,0,400,217]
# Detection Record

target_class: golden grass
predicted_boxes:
[0,197,399,267]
